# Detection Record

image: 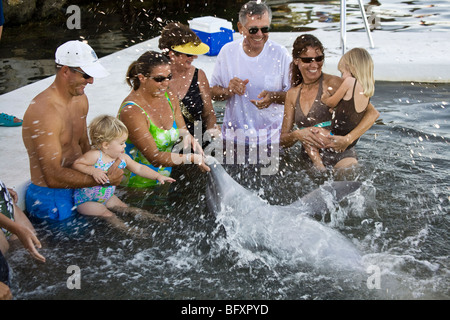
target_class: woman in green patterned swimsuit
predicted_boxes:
[118,51,210,188]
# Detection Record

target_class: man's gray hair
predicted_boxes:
[239,1,272,25]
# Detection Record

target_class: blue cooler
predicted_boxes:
[188,16,234,56]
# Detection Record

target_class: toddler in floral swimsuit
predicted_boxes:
[72,115,175,223]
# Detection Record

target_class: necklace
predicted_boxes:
[302,76,321,87]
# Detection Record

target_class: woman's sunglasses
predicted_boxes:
[70,67,92,79]
[173,51,193,58]
[149,74,173,82]
[245,26,270,34]
[298,55,325,63]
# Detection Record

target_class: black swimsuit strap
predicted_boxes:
[295,73,324,118]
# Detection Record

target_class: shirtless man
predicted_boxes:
[22,40,123,221]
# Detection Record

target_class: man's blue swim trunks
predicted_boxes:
[25,183,76,221]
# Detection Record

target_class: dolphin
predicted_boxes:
[205,156,362,218]
[287,180,362,220]
[205,157,364,271]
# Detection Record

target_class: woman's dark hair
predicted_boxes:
[126,51,169,90]
[158,22,201,55]
[290,34,325,87]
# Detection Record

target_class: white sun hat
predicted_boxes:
[55,40,110,78]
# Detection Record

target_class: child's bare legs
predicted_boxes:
[333,157,359,179]
[77,195,167,231]
[76,198,131,233]
[305,145,326,172]
[107,196,168,223]
[334,157,358,170]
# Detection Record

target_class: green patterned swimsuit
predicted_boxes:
[118,92,180,187]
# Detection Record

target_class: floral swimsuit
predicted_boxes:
[74,151,127,205]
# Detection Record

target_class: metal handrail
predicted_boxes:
[340,0,375,55]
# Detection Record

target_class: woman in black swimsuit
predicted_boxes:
[280,34,380,170]
[159,22,220,147]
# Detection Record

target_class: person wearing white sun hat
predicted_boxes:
[210,0,292,164]
[22,40,123,221]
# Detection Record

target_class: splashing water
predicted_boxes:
[206,158,364,273]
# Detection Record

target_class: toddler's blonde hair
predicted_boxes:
[88,115,128,149]
[338,47,375,97]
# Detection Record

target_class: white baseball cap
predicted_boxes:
[55,40,109,78]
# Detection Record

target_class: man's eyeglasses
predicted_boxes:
[298,55,325,63]
[245,26,270,35]
[149,74,173,82]
[70,67,92,79]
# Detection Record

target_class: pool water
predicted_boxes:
[270,0,450,33]
[6,81,449,300]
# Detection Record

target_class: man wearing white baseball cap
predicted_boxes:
[55,40,109,78]
[22,40,122,221]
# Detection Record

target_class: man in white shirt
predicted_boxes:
[210,1,292,166]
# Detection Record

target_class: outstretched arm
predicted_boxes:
[119,99,209,172]
[0,213,45,263]
[122,153,175,184]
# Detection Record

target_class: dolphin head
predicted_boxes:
[290,181,362,219]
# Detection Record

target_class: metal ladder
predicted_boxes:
[340,0,375,55]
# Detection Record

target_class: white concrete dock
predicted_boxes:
[1,29,449,208]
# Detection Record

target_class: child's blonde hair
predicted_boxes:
[338,47,375,97]
[89,115,128,149]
